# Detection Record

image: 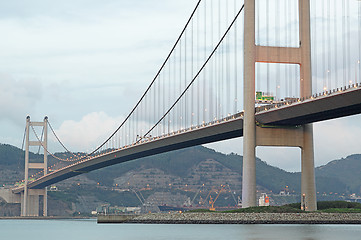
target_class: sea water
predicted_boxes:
[1,219,361,240]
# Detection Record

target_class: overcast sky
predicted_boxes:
[1,0,360,173]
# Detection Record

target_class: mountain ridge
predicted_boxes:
[1,143,360,195]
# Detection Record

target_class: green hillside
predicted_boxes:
[84,146,301,193]
[0,144,25,167]
[0,143,47,169]
[1,143,360,195]
[316,154,361,194]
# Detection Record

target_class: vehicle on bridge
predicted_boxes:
[256,91,275,103]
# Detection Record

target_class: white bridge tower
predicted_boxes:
[242,0,317,211]
[22,116,48,216]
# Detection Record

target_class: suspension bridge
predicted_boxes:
[2,0,361,216]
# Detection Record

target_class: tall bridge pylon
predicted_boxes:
[22,116,48,216]
[243,0,316,211]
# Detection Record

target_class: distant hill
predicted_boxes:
[84,146,302,193]
[0,144,25,168]
[0,143,49,169]
[316,154,361,194]
[0,143,360,195]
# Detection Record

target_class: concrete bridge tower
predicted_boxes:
[22,116,48,216]
[242,0,317,211]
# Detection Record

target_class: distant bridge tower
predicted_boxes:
[22,116,48,216]
[243,0,317,211]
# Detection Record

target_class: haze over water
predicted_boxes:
[1,219,361,240]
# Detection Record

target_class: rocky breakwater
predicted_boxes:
[98,212,361,224]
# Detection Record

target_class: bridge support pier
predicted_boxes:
[21,189,47,216]
[301,124,317,211]
[243,0,316,211]
[242,0,257,209]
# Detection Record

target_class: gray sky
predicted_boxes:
[1,0,361,173]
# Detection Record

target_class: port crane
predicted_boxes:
[208,185,225,211]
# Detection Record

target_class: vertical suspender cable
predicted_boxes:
[290,0,294,96]
[334,0,338,88]
[139,96,142,141]
[327,0,331,90]
[285,0,289,97]
[168,57,171,133]
[359,0,361,84]
[210,0,213,120]
[342,0,346,87]
[135,106,138,142]
[203,1,207,123]
[128,114,130,145]
[179,38,182,129]
[218,0,221,118]
[153,75,156,134]
[163,71,165,134]
[276,0,280,100]
[197,6,200,125]
[226,0,230,115]
[234,0,238,113]
[191,18,194,126]
[256,0,260,92]
[322,0,326,91]
[219,17,222,118]
[184,29,187,129]
[122,122,124,147]
[266,0,270,96]
[313,0,318,94]
[214,0,218,119]
[346,0,351,85]
[173,52,176,131]
[155,75,158,136]
[295,1,299,96]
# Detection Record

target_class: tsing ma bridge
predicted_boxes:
[2,0,361,216]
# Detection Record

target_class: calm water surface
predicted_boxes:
[1,219,361,240]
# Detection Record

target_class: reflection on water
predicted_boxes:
[242,224,361,240]
[1,219,361,240]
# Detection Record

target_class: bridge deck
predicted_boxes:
[256,86,361,126]
[12,86,361,193]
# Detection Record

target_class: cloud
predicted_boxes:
[314,115,361,165]
[52,112,125,152]
[0,73,42,125]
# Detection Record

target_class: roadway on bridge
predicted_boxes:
[12,86,361,193]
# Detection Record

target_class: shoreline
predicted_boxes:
[0,216,95,220]
[98,212,361,224]
[2,213,361,224]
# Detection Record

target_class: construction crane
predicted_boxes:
[225,184,238,206]
[198,187,214,207]
[191,184,206,206]
[129,188,146,205]
[208,185,225,211]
